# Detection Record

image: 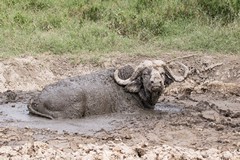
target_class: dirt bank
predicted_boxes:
[0,53,239,159]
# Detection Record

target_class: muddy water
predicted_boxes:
[154,103,183,113]
[0,102,182,135]
[0,103,122,134]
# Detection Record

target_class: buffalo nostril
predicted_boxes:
[151,80,154,84]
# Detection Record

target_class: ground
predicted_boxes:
[0,53,239,159]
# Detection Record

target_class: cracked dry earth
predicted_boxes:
[0,53,239,160]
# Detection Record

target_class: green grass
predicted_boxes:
[0,0,239,57]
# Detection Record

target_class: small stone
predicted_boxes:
[232,112,240,118]
[237,142,240,147]
[233,142,240,147]
[226,117,232,121]
[236,97,240,102]
[135,148,146,157]
[142,143,148,148]
[63,130,69,135]
[217,139,230,144]
[215,125,224,131]
[0,146,13,154]
[124,134,132,139]
[201,110,221,122]
[113,146,121,152]
[143,152,157,160]
[222,151,232,160]
[201,151,209,158]
[208,122,216,128]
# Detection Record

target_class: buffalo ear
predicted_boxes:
[164,73,174,87]
[124,79,142,93]
[116,65,134,80]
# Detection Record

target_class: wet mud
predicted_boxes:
[0,102,120,134]
[0,54,240,159]
[0,90,183,135]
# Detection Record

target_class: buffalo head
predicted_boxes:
[114,60,189,108]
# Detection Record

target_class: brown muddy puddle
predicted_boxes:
[0,102,182,135]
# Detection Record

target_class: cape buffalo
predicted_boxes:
[28,60,189,119]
